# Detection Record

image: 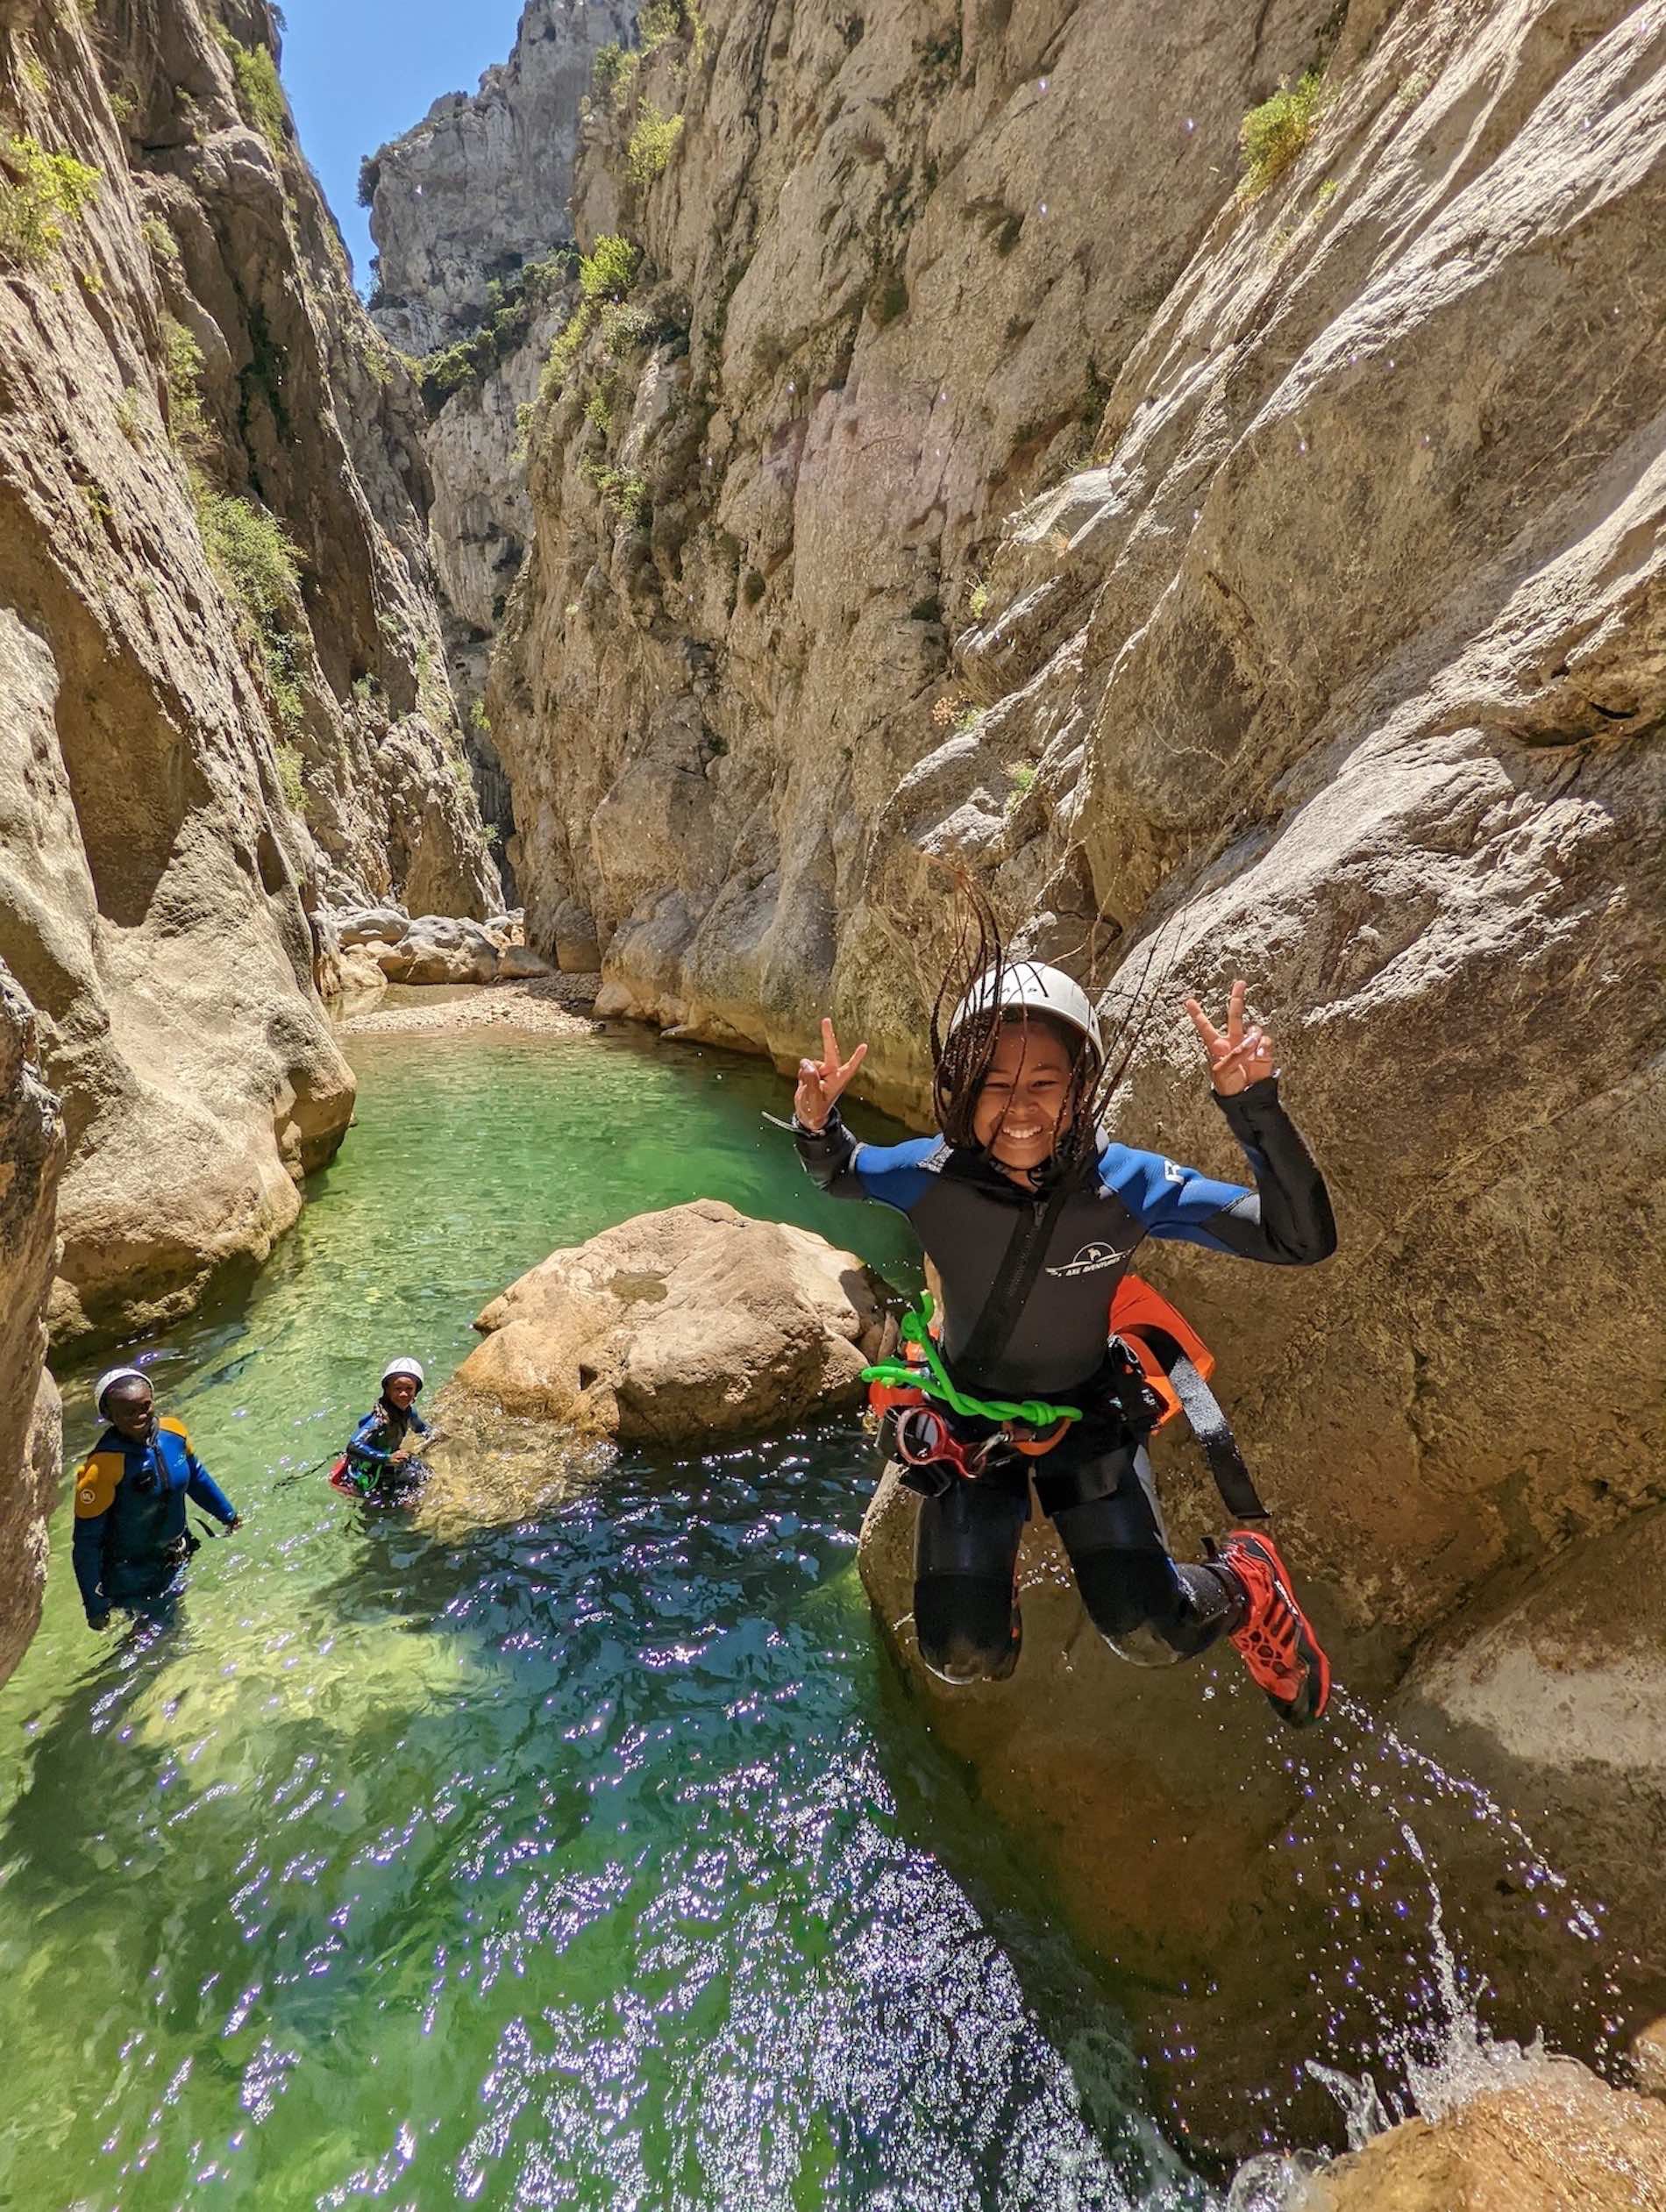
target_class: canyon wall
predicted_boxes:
[0,0,498,1678]
[0,963,63,1683]
[365,0,634,861]
[482,0,1666,2098]
[363,0,633,354]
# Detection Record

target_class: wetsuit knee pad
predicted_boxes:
[1068,1546,1190,1645]
[914,1575,1022,1683]
[912,1483,1027,1684]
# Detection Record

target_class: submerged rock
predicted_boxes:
[1298,2059,1666,2210]
[448,1199,891,1445]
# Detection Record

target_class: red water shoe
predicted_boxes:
[1215,1529,1331,1728]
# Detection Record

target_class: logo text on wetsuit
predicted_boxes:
[1046,1241,1131,1277]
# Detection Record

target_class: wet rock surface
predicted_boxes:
[1298,2059,1666,2210]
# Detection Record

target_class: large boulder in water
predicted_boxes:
[446,1198,891,1444]
[1296,2059,1666,2209]
[374,915,502,985]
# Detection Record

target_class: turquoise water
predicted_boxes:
[0,1025,1207,2211]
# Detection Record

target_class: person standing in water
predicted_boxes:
[333,1357,431,1501]
[789,942,1337,1726]
[73,1369,240,1632]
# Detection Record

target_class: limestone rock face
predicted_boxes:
[0,965,65,1688]
[1298,2061,1666,2211]
[0,0,495,1342]
[494,0,1666,1672]
[364,0,635,354]
[1387,1503,1666,2033]
[447,1198,890,1442]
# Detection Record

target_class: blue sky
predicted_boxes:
[280,0,527,289]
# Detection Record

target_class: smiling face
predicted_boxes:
[383,1373,419,1412]
[103,1379,155,1441]
[970,1018,1083,1179]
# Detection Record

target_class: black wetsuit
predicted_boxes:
[796,1078,1335,1682]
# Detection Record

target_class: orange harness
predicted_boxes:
[869,1272,1210,1449]
[869,1270,1268,1518]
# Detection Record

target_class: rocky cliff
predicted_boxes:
[362,0,635,356]
[0,963,63,1684]
[364,1,634,870]
[483,0,1666,2111]
[0,0,495,1384]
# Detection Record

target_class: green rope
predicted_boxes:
[860,1294,1082,1430]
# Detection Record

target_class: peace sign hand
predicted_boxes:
[1182,979,1276,1096]
[794,1018,869,1133]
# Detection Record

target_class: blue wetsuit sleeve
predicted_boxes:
[1103,1078,1335,1264]
[793,1108,941,1213]
[409,1410,430,1439]
[72,1517,108,1617]
[186,1449,237,1525]
[345,1411,395,1469]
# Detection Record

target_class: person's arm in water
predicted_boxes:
[392,1408,431,1464]
[1105,982,1335,1264]
[174,1424,240,1526]
[71,1453,117,1628]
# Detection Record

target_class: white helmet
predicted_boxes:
[95,1365,150,1413]
[381,1357,424,1391]
[947,961,1103,1064]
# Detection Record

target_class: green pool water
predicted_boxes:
[0,1023,1209,2212]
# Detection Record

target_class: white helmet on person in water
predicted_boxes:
[947,961,1104,1065]
[95,1365,150,1413]
[381,1357,425,1391]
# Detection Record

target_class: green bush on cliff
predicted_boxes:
[414,249,578,413]
[212,25,288,157]
[627,104,683,187]
[140,212,182,272]
[580,233,640,302]
[639,0,707,65]
[592,42,638,110]
[0,135,101,267]
[274,739,306,811]
[1237,72,1327,199]
[163,316,212,457]
[194,484,310,736]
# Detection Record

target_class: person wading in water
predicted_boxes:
[788,920,1337,1726]
[331,1357,431,1502]
[73,1369,240,1632]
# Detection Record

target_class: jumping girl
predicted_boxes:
[789,941,1337,1726]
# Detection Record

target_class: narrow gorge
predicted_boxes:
[2,0,1664,2201]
